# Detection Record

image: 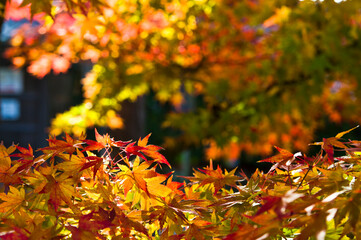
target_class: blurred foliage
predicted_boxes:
[3,0,361,160]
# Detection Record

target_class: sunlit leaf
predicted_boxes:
[0,186,25,213]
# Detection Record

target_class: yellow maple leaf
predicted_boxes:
[0,186,25,213]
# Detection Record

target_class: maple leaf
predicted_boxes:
[147,197,193,231]
[184,162,242,194]
[0,186,26,213]
[259,146,297,172]
[66,225,98,240]
[124,142,147,161]
[66,211,115,240]
[223,223,259,240]
[335,125,359,139]
[165,175,184,196]
[12,145,33,160]
[145,175,173,197]
[225,213,283,240]
[24,167,50,193]
[117,210,150,238]
[254,196,282,217]
[116,157,152,196]
[97,207,116,225]
[83,128,130,152]
[0,144,16,170]
[80,156,104,180]
[310,126,359,165]
[0,145,22,185]
[184,223,208,240]
[57,151,102,181]
[138,133,151,147]
[123,134,170,167]
[142,149,170,167]
[258,146,294,164]
[322,137,336,165]
[11,145,45,173]
[41,133,84,158]
[255,192,301,218]
[83,128,108,151]
[39,172,80,211]
[56,151,86,172]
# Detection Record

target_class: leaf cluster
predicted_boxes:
[1,128,361,239]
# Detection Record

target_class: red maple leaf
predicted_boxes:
[80,156,103,180]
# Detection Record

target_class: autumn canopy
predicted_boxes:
[3,0,361,159]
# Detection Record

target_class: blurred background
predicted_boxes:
[1,0,361,175]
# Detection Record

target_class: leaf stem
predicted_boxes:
[297,166,311,190]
